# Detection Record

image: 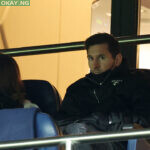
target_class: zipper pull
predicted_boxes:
[93,90,100,104]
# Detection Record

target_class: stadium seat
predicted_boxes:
[23,80,62,118]
[127,139,150,150]
[0,107,60,150]
[127,139,137,150]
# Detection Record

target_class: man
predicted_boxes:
[58,33,150,149]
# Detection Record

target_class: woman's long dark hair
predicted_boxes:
[0,53,25,108]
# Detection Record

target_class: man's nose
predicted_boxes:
[93,60,100,68]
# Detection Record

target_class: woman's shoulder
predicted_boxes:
[23,99,39,108]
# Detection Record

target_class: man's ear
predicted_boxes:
[115,53,122,67]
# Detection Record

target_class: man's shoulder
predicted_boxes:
[67,77,88,91]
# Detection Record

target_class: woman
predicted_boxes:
[0,53,38,109]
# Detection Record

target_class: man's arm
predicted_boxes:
[56,87,81,121]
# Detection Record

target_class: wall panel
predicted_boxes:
[58,0,92,98]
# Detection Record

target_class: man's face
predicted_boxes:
[87,43,116,75]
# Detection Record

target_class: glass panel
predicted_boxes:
[139,0,150,69]
[91,0,111,35]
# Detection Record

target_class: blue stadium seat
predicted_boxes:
[0,108,60,150]
[127,139,150,150]
[23,80,62,118]
[127,139,137,150]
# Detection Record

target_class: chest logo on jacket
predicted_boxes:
[111,80,123,86]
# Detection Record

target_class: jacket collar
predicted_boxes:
[85,59,129,84]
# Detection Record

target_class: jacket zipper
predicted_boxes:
[86,70,112,86]
[93,89,100,104]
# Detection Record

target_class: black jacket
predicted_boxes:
[58,61,150,128]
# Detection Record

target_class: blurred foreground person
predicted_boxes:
[0,53,38,109]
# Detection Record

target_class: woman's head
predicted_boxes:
[0,53,24,108]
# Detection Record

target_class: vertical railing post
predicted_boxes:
[65,140,72,150]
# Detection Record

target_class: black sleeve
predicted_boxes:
[56,87,81,121]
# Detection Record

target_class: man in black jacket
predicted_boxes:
[58,33,150,149]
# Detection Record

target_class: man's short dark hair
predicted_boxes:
[85,33,120,58]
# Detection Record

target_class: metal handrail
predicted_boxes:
[0,128,150,150]
[0,34,150,57]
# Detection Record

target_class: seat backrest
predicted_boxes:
[130,69,150,85]
[0,108,60,150]
[23,80,61,118]
[127,139,137,150]
[36,112,60,150]
[127,139,150,150]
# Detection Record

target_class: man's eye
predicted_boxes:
[99,56,105,60]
